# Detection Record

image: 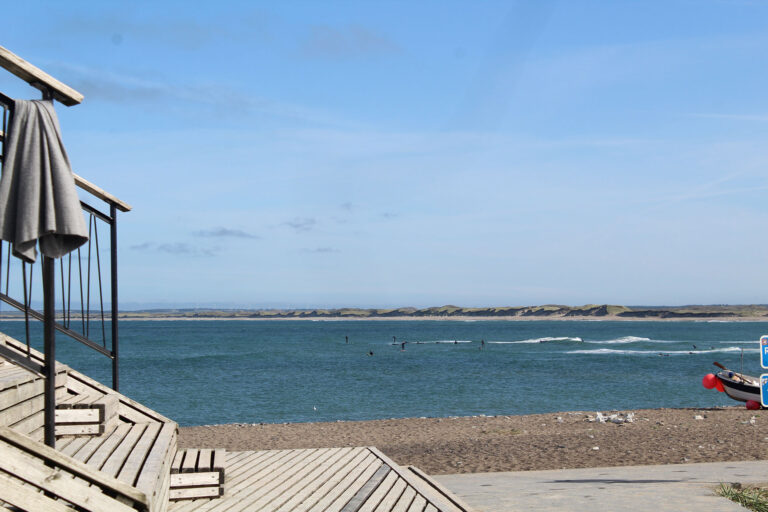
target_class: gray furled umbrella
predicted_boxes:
[0,98,88,262]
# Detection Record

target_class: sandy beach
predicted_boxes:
[179,407,768,475]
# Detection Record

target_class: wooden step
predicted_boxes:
[0,424,149,511]
[56,393,119,437]
[169,448,225,501]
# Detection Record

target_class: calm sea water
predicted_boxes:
[1,319,765,426]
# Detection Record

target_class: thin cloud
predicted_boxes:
[340,202,355,211]
[303,247,340,254]
[301,24,401,60]
[193,227,260,239]
[283,217,317,233]
[130,242,216,257]
[381,212,399,219]
[51,63,348,126]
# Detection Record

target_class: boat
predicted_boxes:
[715,369,761,403]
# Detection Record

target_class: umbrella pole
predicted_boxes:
[43,255,55,448]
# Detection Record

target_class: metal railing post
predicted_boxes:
[42,255,55,448]
[110,204,118,391]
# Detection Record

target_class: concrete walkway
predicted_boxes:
[436,461,768,512]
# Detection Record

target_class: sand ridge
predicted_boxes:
[179,407,768,475]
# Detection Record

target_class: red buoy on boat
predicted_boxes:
[714,379,724,392]
[746,400,760,410]
[702,374,717,389]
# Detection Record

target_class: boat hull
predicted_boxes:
[716,371,760,403]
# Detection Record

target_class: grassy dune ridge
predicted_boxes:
[105,304,768,320]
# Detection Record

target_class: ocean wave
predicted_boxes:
[566,346,758,356]
[488,336,582,344]
[586,336,651,344]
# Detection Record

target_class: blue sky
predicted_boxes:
[2,1,767,308]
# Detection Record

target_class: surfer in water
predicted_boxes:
[401,342,406,351]
[480,339,485,350]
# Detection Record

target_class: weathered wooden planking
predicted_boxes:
[313,453,382,512]
[408,495,427,512]
[55,408,101,423]
[101,423,147,478]
[0,471,74,512]
[55,423,103,436]
[0,440,140,512]
[229,448,358,512]
[392,487,417,512]
[182,448,199,473]
[265,448,364,512]
[203,448,327,512]
[340,463,392,512]
[406,466,475,512]
[373,477,408,512]
[170,486,221,500]
[118,422,162,487]
[8,408,43,437]
[0,378,43,408]
[304,451,375,511]
[171,471,220,487]
[134,421,177,512]
[0,45,84,106]
[86,423,134,469]
[356,471,399,512]
[369,447,471,512]
[1,394,43,427]
[0,425,148,509]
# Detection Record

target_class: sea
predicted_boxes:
[1,319,765,427]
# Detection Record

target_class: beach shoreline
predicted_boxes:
[179,407,768,475]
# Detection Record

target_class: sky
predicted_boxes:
[1,0,768,309]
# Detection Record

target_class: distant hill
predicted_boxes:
[105,304,768,320]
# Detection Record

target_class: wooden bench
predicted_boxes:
[55,392,119,436]
[170,448,225,500]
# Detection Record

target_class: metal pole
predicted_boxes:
[42,255,55,448]
[110,204,119,391]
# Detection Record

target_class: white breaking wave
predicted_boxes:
[586,336,651,344]
[488,336,582,344]
[566,346,757,356]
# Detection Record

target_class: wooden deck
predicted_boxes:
[168,446,472,512]
[0,331,472,512]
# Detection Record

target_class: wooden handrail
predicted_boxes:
[0,45,83,106]
[73,173,132,212]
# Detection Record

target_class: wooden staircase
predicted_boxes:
[0,334,178,512]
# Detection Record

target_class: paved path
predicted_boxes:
[436,461,768,511]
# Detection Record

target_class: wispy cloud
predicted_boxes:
[300,24,401,60]
[340,202,355,211]
[381,212,399,219]
[49,63,349,127]
[193,227,260,239]
[283,217,317,233]
[302,247,340,254]
[130,242,216,257]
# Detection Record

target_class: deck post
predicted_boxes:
[42,255,55,448]
[110,204,118,391]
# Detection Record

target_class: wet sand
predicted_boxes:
[179,407,768,475]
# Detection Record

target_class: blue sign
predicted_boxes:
[762,375,768,408]
[762,336,768,369]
